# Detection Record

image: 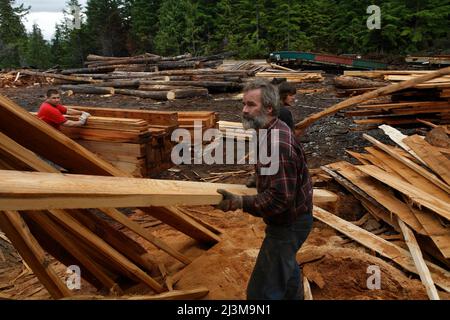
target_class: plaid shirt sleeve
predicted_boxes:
[242,141,298,219]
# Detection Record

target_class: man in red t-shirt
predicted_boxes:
[37,89,91,130]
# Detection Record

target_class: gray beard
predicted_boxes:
[242,113,269,130]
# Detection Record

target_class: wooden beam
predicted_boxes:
[295,66,450,130]
[325,162,426,234]
[62,287,209,300]
[357,165,450,221]
[397,218,440,300]
[403,135,450,186]
[363,134,450,194]
[99,208,191,265]
[0,211,72,299]
[46,209,165,293]
[312,206,450,292]
[0,170,255,211]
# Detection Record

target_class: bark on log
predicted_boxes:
[86,53,160,62]
[95,80,141,88]
[295,66,450,131]
[167,88,209,100]
[19,70,100,84]
[61,66,116,75]
[334,76,388,89]
[60,85,115,95]
[156,61,200,70]
[114,89,168,100]
[140,80,243,93]
[139,85,198,91]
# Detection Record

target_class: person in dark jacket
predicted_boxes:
[216,79,313,300]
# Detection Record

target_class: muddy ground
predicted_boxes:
[0,74,445,300]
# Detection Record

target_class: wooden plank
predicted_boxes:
[46,209,165,293]
[63,287,209,300]
[0,211,72,299]
[143,206,221,244]
[326,162,426,235]
[357,165,450,221]
[397,218,440,300]
[0,94,125,176]
[25,211,121,294]
[363,134,450,194]
[312,206,450,293]
[378,125,426,166]
[0,170,256,211]
[403,135,450,186]
[363,147,450,258]
[99,208,191,265]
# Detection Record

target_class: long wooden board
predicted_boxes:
[403,135,450,186]
[0,170,256,211]
[326,162,426,234]
[313,206,450,293]
[357,165,450,221]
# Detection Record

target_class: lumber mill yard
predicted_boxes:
[0,53,449,301]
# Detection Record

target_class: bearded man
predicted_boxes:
[216,79,313,300]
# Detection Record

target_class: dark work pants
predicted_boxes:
[247,213,313,300]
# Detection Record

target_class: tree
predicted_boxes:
[129,0,161,53]
[0,0,29,68]
[85,0,129,56]
[22,24,52,68]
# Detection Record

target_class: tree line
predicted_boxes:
[1,0,449,69]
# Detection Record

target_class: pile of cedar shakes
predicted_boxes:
[32,106,218,177]
[316,124,450,300]
[333,70,450,129]
[0,93,259,300]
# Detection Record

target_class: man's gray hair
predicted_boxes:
[243,79,280,116]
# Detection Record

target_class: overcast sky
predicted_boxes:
[17,0,88,40]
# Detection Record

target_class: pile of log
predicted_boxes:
[15,52,254,100]
[320,125,450,299]
[0,71,53,88]
[0,93,256,299]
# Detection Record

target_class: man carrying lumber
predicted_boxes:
[37,89,91,129]
[216,79,313,300]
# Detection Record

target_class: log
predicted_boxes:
[156,60,200,70]
[19,69,100,84]
[86,56,162,68]
[334,76,388,89]
[89,80,141,88]
[60,66,116,75]
[114,88,169,100]
[139,84,198,91]
[167,88,209,100]
[86,53,160,62]
[295,66,450,131]
[60,85,115,95]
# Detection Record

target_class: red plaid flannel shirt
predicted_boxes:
[242,118,313,225]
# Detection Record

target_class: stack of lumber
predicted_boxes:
[61,106,217,177]
[320,125,450,299]
[294,66,450,133]
[0,93,250,299]
[218,121,254,141]
[218,59,271,74]
[255,71,324,83]
[336,70,450,128]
